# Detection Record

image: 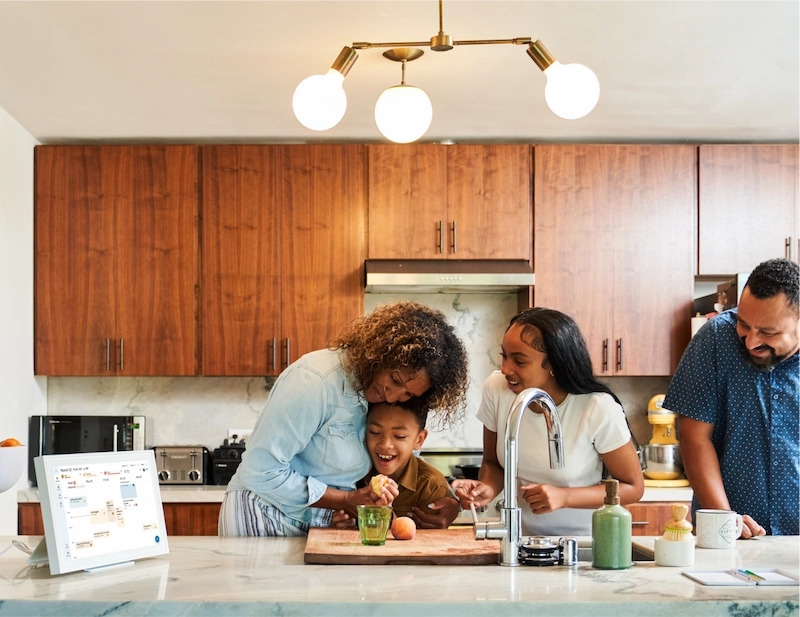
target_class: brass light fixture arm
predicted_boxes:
[352,37,532,51]
[350,0,532,52]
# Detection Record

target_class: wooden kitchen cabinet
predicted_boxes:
[201,145,367,375]
[626,501,692,537]
[534,145,696,376]
[18,502,220,536]
[161,503,221,536]
[34,146,199,376]
[368,144,531,260]
[698,145,799,274]
[18,503,44,536]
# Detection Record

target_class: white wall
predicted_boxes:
[0,106,46,534]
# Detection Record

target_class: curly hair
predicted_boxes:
[332,301,469,428]
[746,258,799,313]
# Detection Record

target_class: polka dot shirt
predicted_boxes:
[664,309,799,535]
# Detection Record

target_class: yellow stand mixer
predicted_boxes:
[642,395,690,488]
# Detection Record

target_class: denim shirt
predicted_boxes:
[664,309,800,535]
[227,349,371,524]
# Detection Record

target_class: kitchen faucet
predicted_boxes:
[470,387,565,566]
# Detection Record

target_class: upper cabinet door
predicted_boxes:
[281,145,367,366]
[699,145,799,275]
[534,145,695,376]
[447,145,531,260]
[116,146,199,376]
[368,144,447,259]
[368,144,532,260]
[35,145,199,376]
[610,146,696,376]
[534,146,615,373]
[35,146,119,375]
[201,145,282,376]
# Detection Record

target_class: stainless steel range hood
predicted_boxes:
[365,260,534,293]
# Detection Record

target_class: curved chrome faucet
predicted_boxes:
[471,387,564,566]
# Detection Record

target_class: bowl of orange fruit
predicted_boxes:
[0,438,26,493]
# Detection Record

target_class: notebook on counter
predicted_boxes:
[682,569,799,586]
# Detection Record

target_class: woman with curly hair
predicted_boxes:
[219,301,469,537]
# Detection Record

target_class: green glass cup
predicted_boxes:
[356,505,393,546]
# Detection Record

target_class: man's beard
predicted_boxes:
[738,337,782,371]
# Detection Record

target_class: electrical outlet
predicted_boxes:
[227,429,253,443]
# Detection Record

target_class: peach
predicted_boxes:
[0,438,23,447]
[390,516,416,540]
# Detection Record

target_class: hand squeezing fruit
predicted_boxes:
[370,474,389,496]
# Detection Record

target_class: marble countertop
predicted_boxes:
[17,485,230,504]
[17,485,693,504]
[0,534,795,616]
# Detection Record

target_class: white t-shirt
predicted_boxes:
[476,370,631,536]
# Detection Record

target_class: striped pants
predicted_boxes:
[218,489,333,537]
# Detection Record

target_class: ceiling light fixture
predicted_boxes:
[292,0,600,141]
[374,49,432,144]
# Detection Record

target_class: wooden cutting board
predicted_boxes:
[304,527,500,565]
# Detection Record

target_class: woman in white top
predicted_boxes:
[452,308,644,536]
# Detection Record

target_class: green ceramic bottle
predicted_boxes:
[592,478,632,570]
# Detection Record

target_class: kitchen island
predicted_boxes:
[0,534,796,616]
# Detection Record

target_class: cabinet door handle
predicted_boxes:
[119,338,124,372]
[438,220,443,254]
[631,521,649,526]
[452,220,457,254]
[616,338,623,371]
[602,339,609,372]
[786,237,792,261]
[271,338,277,373]
[285,338,291,368]
[105,338,111,371]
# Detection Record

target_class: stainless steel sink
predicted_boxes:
[576,546,654,562]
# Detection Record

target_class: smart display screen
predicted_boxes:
[32,450,169,575]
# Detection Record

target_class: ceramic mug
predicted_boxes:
[695,509,743,548]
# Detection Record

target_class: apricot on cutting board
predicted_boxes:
[390,516,416,540]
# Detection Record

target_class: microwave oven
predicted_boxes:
[28,415,146,485]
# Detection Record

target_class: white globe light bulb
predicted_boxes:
[543,61,600,120]
[292,69,347,131]
[374,85,433,144]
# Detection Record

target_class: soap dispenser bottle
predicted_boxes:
[592,478,632,570]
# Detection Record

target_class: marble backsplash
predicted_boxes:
[45,294,672,453]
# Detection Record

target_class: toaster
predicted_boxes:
[153,446,209,485]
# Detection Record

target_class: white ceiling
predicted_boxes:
[0,1,797,144]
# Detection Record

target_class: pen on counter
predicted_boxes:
[734,569,764,581]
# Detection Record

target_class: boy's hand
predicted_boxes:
[330,509,356,529]
[450,479,495,509]
[410,496,459,529]
[370,477,399,506]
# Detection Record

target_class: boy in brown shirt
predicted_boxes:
[331,401,456,527]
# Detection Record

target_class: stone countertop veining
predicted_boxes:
[0,535,796,617]
[17,485,230,504]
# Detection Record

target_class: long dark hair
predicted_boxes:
[508,307,622,407]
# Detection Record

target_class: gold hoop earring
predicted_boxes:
[549,370,554,377]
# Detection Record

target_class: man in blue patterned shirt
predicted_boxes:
[665,258,799,537]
